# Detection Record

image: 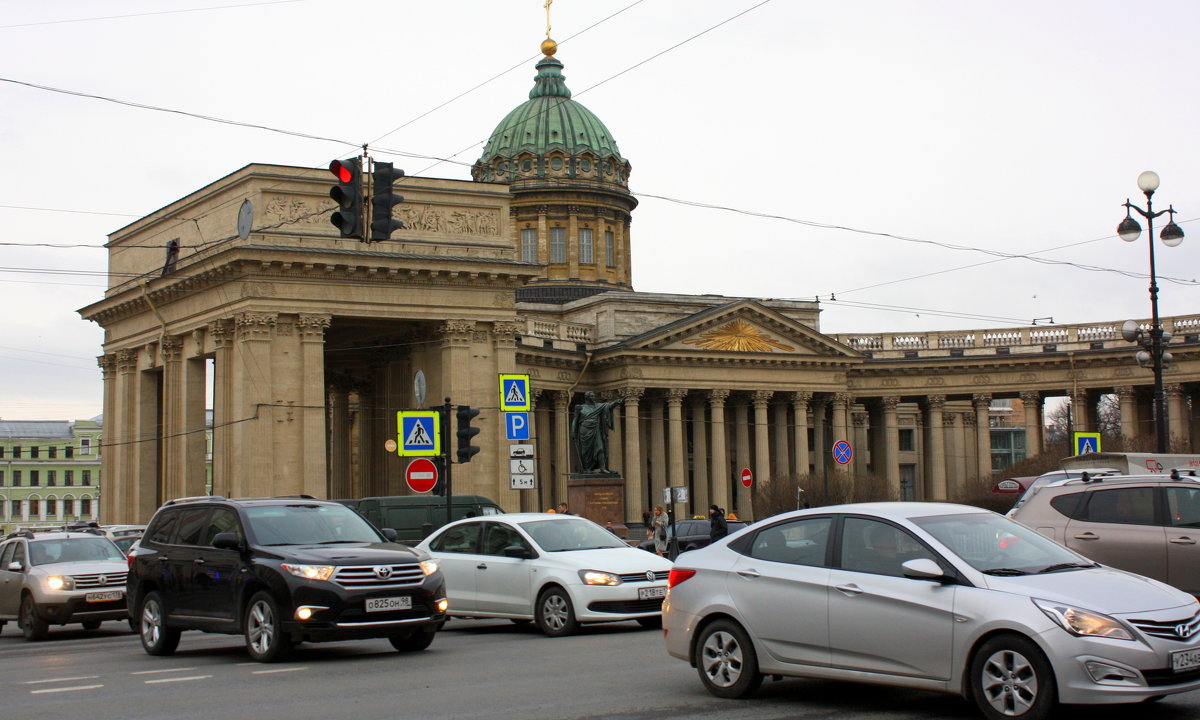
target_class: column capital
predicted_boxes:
[235,311,277,342]
[1166,383,1184,399]
[553,389,571,409]
[161,335,183,362]
[665,388,689,405]
[833,392,852,407]
[117,348,139,374]
[622,386,645,402]
[208,318,234,348]
[708,388,730,405]
[297,313,331,340]
[1114,385,1135,400]
[882,396,900,412]
[439,319,476,344]
[752,390,774,407]
[97,354,117,378]
[963,413,978,427]
[1019,390,1041,405]
[924,394,945,411]
[852,411,869,427]
[944,412,958,427]
[790,390,813,405]
[972,393,992,411]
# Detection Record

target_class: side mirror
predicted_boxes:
[901,558,950,583]
[212,532,242,551]
[503,545,533,559]
[7,561,23,572]
[380,527,398,542]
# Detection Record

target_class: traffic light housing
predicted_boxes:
[370,161,406,242]
[328,158,363,239]
[456,405,481,464]
[431,456,447,496]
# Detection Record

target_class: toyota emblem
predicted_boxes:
[374,566,393,579]
[1178,622,1197,639]
[645,571,656,582]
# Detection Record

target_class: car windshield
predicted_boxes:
[29,537,125,565]
[911,512,1091,575]
[245,503,382,546]
[519,518,627,552]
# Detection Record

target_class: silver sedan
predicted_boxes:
[662,502,1200,720]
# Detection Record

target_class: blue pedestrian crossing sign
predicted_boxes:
[499,374,531,412]
[1073,432,1101,456]
[397,411,441,457]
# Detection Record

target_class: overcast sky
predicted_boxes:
[2,0,1198,422]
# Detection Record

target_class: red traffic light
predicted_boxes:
[329,159,355,183]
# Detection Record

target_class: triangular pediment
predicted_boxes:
[609,300,860,358]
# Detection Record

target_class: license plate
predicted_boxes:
[638,586,666,600]
[365,596,412,613]
[86,591,122,603]
[1172,649,1200,672]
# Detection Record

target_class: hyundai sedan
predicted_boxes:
[417,513,672,636]
[663,502,1200,720]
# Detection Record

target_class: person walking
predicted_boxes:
[650,505,670,557]
[708,505,728,544]
[556,502,572,515]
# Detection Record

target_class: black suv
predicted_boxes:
[127,496,447,662]
[636,518,748,554]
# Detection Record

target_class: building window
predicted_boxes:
[12,446,20,458]
[64,498,74,516]
[13,471,21,487]
[0,470,4,486]
[30,471,39,486]
[900,465,918,501]
[990,428,1027,472]
[579,228,593,264]
[30,499,40,516]
[47,471,56,486]
[46,499,57,516]
[520,228,537,264]
[82,470,91,486]
[11,500,20,517]
[898,429,915,452]
[48,446,57,459]
[605,231,615,267]
[80,438,91,455]
[65,470,74,486]
[0,446,5,458]
[549,227,566,263]
[30,446,39,459]
[81,498,92,516]
[65,445,73,458]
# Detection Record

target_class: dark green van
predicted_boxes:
[355,495,504,543]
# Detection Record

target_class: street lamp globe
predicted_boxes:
[1118,215,1142,242]
[1161,217,1185,247]
[1137,170,1161,194]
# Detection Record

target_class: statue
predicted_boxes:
[571,391,622,473]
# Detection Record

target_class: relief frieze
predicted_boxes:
[396,204,501,236]
[264,196,329,227]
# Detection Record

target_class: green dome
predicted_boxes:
[472,54,630,186]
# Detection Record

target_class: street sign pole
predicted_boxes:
[442,397,453,527]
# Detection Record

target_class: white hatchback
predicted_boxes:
[417,513,672,636]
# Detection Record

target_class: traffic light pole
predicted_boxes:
[441,397,454,527]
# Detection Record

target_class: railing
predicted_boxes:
[522,318,596,344]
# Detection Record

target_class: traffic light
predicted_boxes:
[455,405,481,464]
[370,161,406,242]
[431,456,447,496]
[328,158,363,239]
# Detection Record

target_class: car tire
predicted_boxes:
[81,620,102,630]
[245,591,293,662]
[20,596,49,641]
[695,619,763,698]
[969,634,1057,720]
[139,592,181,656]
[389,627,436,652]
[535,587,579,637]
[636,615,662,629]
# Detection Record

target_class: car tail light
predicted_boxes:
[667,568,696,588]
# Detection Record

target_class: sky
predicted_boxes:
[2,0,1198,422]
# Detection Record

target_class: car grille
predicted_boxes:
[333,564,425,588]
[1143,667,1200,687]
[617,571,668,584]
[74,572,127,589]
[588,599,663,614]
[1127,610,1200,642]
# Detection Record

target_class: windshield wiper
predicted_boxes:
[1037,562,1097,574]
[315,540,364,544]
[982,567,1030,576]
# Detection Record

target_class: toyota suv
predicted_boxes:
[1009,472,1200,598]
[0,528,129,640]
[127,495,447,662]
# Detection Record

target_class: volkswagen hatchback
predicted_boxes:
[663,502,1200,720]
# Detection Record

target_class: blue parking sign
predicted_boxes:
[505,412,530,440]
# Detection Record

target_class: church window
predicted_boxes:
[605,231,615,267]
[580,159,592,173]
[579,228,593,264]
[550,227,566,263]
[520,228,537,263]
[550,157,563,171]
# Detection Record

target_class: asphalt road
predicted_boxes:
[2,618,1198,720]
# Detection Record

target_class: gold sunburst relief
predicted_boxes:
[681,320,795,352]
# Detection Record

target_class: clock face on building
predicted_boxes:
[237,199,253,241]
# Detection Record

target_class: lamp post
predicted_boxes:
[1117,170,1185,453]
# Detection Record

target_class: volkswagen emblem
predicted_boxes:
[374,566,393,579]
[1178,622,1197,640]
[645,570,656,582]
[98,575,108,585]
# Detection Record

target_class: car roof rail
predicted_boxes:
[163,495,226,506]
[5,530,36,540]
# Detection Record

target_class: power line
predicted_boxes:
[0,0,308,30]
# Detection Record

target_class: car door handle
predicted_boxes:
[835,583,864,595]
[1073,532,1099,541]
[476,563,488,570]
[193,558,206,565]
[157,556,170,562]
[736,569,760,579]
[1169,537,1197,545]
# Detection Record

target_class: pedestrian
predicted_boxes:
[556,502,572,515]
[650,505,669,557]
[642,508,652,529]
[708,504,728,543]
[605,521,618,536]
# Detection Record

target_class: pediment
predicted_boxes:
[612,300,859,358]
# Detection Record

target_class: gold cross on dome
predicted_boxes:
[544,0,553,38]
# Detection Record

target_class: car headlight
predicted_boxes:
[579,570,621,586]
[280,563,336,582]
[419,559,439,576]
[1033,598,1134,641]
[46,575,75,591]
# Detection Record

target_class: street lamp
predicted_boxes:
[1117,170,1185,453]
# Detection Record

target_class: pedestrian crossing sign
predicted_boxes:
[397,411,441,456]
[1073,432,1101,456]
[499,374,531,412]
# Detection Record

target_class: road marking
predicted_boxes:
[22,675,100,685]
[31,685,104,694]
[144,675,213,684]
[251,667,307,675]
[131,667,198,675]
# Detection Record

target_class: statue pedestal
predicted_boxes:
[567,472,627,538]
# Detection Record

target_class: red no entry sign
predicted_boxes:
[740,468,753,488]
[406,457,438,493]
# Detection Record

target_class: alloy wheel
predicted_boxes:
[247,599,277,656]
[979,648,1039,717]
[701,630,744,688]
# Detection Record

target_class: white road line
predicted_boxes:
[144,675,213,684]
[21,675,100,685]
[131,667,198,675]
[31,685,104,694]
[251,667,307,675]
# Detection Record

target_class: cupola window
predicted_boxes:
[550,227,566,263]
[520,228,538,263]
[605,231,615,267]
[579,228,593,264]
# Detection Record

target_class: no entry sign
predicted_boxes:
[405,457,438,494]
[740,468,753,488]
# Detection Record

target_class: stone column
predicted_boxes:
[772,400,790,480]
[708,390,730,513]
[328,382,351,499]
[130,346,160,522]
[791,392,812,478]
[852,410,870,478]
[974,393,992,482]
[553,390,570,507]
[666,389,688,495]
[733,397,751,516]
[649,395,667,507]
[690,397,710,513]
[883,396,901,500]
[1167,383,1187,447]
[812,398,828,477]
[622,387,644,522]
[1020,391,1042,457]
[607,391,624,477]
[925,395,947,501]
[1070,389,1090,433]
[207,319,234,500]
[750,390,773,517]
[1115,386,1137,442]
[297,314,330,499]
[947,411,965,499]
[831,393,850,475]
